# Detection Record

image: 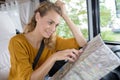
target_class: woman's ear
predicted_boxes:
[35,12,41,22]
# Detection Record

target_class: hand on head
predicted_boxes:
[55,0,67,16]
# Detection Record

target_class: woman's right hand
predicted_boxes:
[51,49,83,63]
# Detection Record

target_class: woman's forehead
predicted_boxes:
[43,10,60,23]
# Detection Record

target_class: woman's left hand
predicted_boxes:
[55,0,67,17]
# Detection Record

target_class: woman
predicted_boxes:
[8,0,87,80]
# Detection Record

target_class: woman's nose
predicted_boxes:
[51,25,56,32]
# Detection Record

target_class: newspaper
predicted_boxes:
[51,35,120,80]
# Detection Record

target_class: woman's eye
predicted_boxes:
[48,22,53,25]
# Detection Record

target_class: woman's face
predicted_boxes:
[36,10,60,38]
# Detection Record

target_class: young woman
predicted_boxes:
[8,0,87,80]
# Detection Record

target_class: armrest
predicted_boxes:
[111,46,120,53]
[111,45,120,58]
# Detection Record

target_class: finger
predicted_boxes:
[72,49,79,57]
[68,52,77,61]
[72,52,81,61]
[79,48,83,52]
[67,57,75,62]
[55,0,65,6]
[78,49,84,56]
[72,51,79,57]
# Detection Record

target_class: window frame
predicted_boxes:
[87,0,120,45]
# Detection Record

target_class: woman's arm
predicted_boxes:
[62,14,87,47]
[31,48,81,80]
[55,0,87,47]
[31,56,55,80]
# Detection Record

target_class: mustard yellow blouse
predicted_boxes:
[8,33,79,80]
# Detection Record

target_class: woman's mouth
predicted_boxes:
[46,30,52,37]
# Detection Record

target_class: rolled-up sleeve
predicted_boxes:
[55,36,80,51]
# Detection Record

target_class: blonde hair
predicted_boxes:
[24,1,61,49]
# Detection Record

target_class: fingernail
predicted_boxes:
[64,59,68,62]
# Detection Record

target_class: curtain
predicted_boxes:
[19,0,40,28]
[0,1,23,33]
[6,0,40,29]
[0,1,22,80]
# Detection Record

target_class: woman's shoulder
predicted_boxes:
[56,35,64,40]
[56,35,75,41]
[10,33,26,43]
